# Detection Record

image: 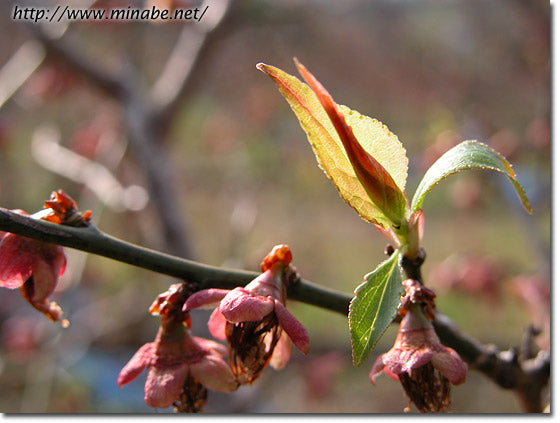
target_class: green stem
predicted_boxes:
[0,208,351,314]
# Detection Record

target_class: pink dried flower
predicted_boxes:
[0,210,67,326]
[184,245,310,384]
[118,321,238,411]
[370,305,466,412]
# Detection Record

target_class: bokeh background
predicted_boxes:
[0,0,550,413]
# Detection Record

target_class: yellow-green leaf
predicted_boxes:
[257,61,408,228]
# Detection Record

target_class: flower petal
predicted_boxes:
[369,355,386,386]
[192,335,228,357]
[207,308,228,340]
[144,364,190,408]
[0,234,35,289]
[19,258,67,324]
[432,346,467,385]
[383,366,400,381]
[273,299,309,354]
[402,346,433,375]
[219,288,274,322]
[29,259,59,303]
[384,346,432,376]
[118,343,154,387]
[269,330,292,370]
[183,288,229,311]
[190,355,239,393]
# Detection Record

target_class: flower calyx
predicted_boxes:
[149,282,194,329]
[399,278,436,320]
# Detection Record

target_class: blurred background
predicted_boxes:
[0,0,550,413]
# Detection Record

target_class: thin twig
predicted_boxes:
[0,207,349,312]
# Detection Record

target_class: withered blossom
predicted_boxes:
[0,210,67,325]
[184,245,309,384]
[370,305,466,412]
[118,322,238,410]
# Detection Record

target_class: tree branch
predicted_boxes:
[25,23,195,258]
[0,207,549,411]
[0,207,348,311]
[27,24,124,98]
[433,313,550,412]
[151,0,234,131]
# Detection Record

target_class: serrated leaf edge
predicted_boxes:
[348,250,403,366]
[257,62,406,228]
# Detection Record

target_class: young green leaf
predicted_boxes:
[349,250,403,367]
[256,61,408,229]
[411,140,532,214]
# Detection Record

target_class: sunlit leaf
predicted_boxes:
[349,249,403,366]
[257,61,408,228]
[411,140,532,213]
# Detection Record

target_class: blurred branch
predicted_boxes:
[28,23,124,96]
[433,314,550,413]
[0,207,550,412]
[0,0,98,109]
[120,79,195,258]
[152,0,233,132]
[31,125,148,212]
[21,0,236,258]
[0,40,45,108]
[24,23,196,257]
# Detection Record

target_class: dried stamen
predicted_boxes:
[398,362,451,413]
[173,373,208,413]
[226,312,281,384]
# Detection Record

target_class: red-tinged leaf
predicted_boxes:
[294,59,407,225]
[257,61,408,229]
